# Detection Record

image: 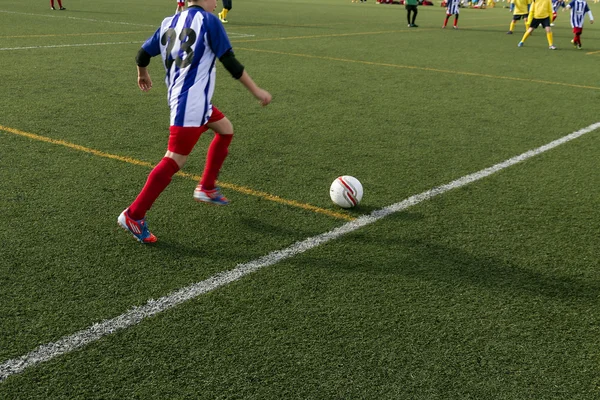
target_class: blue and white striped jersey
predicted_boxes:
[568,0,593,27]
[142,6,232,127]
[446,0,460,15]
[551,0,562,12]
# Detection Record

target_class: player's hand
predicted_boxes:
[591,20,595,24]
[138,74,153,92]
[254,88,272,106]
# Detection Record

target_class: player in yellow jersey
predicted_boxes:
[507,0,532,33]
[218,0,232,23]
[517,0,556,49]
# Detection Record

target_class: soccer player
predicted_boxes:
[443,0,460,28]
[405,0,419,27]
[566,0,594,48]
[507,0,531,33]
[218,0,232,23]
[176,0,185,13]
[50,0,66,10]
[549,0,564,25]
[518,0,556,49]
[118,0,272,243]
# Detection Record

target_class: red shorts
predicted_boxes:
[573,27,583,35]
[168,106,225,155]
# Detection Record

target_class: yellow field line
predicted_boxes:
[0,125,355,221]
[0,31,150,39]
[235,47,600,91]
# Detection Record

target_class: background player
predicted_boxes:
[118,0,272,243]
[50,0,66,10]
[507,0,532,33]
[405,0,419,27]
[518,0,556,49]
[550,0,565,26]
[176,0,185,13]
[566,0,594,48]
[218,0,232,23]
[443,0,461,29]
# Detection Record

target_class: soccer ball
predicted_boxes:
[329,176,363,208]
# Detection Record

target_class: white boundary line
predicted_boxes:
[0,33,255,51]
[0,10,156,27]
[0,10,255,42]
[0,42,140,51]
[1,122,599,383]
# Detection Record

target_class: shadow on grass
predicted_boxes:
[295,212,600,300]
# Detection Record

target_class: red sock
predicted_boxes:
[50,0,55,6]
[200,133,233,190]
[454,16,459,26]
[57,0,62,6]
[444,16,449,26]
[128,157,180,220]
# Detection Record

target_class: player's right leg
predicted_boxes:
[118,127,203,242]
[118,209,157,243]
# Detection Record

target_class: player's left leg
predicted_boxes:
[194,108,233,205]
[453,13,459,28]
[574,28,583,48]
[411,6,418,26]
[508,17,517,33]
[220,0,232,22]
[544,24,555,49]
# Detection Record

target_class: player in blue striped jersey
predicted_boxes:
[118,0,272,243]
[549,0,565,26]
[443,0,460,29]
[566,0,594,48]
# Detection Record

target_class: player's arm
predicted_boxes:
[135,48,153,92]
[135,28,161,92]
[219,50,271,106]
[207,16,271,106]
[588,9,595,23]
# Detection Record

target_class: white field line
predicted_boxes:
[0,42,140,51]
[1,122,599,383]
[0,10,156,27]
[0,33,254,51]
[0,9,255,40]
[0,32,255,51]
